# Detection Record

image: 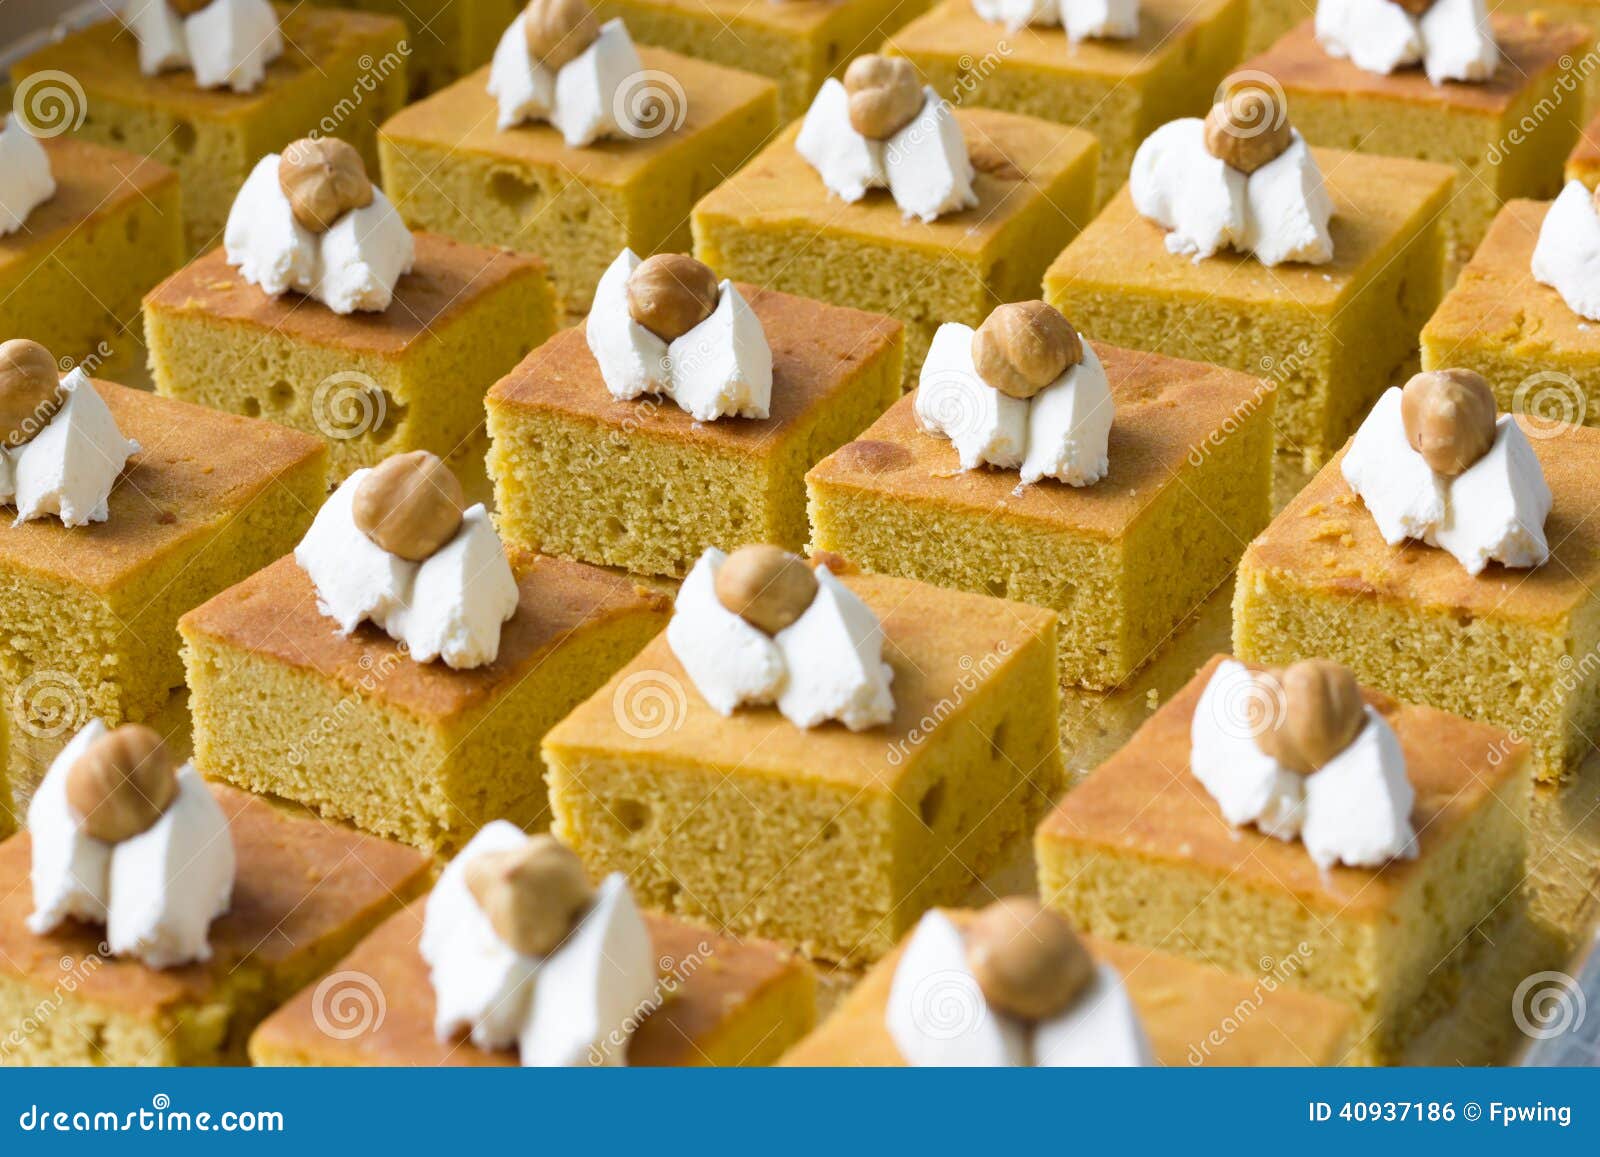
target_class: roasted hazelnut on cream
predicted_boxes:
[352,450,467,561]
[1251,659,1366,774]
[966,897,1093,1021]
[522,0,600,71]
[465,835,594,957]
[66,724,180,843]
[971,302,1083,400]
[278,138,375,233]
[1203,81,1291,175]
[1399,368,1497,476]
[843,54,922,141]
[0,338,62,449]
[715,544,819,635]
[626,254,720,341]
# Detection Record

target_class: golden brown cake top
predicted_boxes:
[1567,111,1600,187]
[0,138,177,273]
[693,109,1099,258]
[1038,655,1526,917]
[0,784,429,1016]
[782,910,1354,1065]
[251,900,810,1065]
[1244,15,1587,114]
[1048,147,1454,307]
[143,234,548,357]
[180,551,672,721]
[488,284,902,453]
[379,49,777,185]
[890,0,1240,79]
[545,571,1056,792]
[11,7,407,118]
[808,342,1271,537]
[1242,416,1600,623]
[0,381,326,595]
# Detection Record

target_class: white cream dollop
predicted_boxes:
[885,910,1153,1067]
[914,321,1114,486]
[421,822,657,1066]
[797,80,977,223]
[667,548,895,731]
[1190,660,1417,870]
[123,0,283,93]
[1132,118,1332,266]
[28,720,236,968]
[0,115,56,236]
[224,154,415,315]
[1316,0,1496,85]
[586,249,772,420]
[1,368,140,528]
[1531,180,1600,321]
[488,16,650,147]
[971,0,1138,39]
[1342,387,1551,574]
[294,470,520,669]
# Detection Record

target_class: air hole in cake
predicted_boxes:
[820,821,840,842]
[604,516,626,540]
[173,121,197,156]
[613,798,651,834]
[242,396,262,418]
[917,780,946,829]
[125,214,141,244]
[267,381,294,410]
[369,396,408,444]
[987,721,1009,761]
[984,578,1007,599]
[487,170,541,217]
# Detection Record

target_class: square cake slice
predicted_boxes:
[1036,655,1531,1064]
[0,785,429,1066]
[251,901,815,1065]
[487,285,903,577]
[543,571,1063,965]
[806,343,1275,688]
[179,553,671,855]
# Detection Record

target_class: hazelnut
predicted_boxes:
[0,339,62,449]
[1203,80,1292,175]
[1400,368,1497,476]
[165,0,212,14]
[278,138,374,233]
[970,302,1083,399]
[966,897,1094,1021]
[1391,0,1435,13]
[66,725,180,844]
[352,451,467,561]
[626,254,720,341]
[1251,659,1367,774]
[714,544,819,635]
[843,55,923,141]
[522,0,600,71]
[464,835,594,957]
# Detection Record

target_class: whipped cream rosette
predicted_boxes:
[586,250,773,420]
[1132,77,1333,266]
[0,341,140,528]
[1343,368,1551,574]
[667,544,895,730]
[1191,658,1418,869]
[1316,0,1497,86]
[421,822,656,1065]
[225,137,415,315]
[914,301,1114,486]
[1531,179,1600,321]
[972,0,1138,40]
[796,55,977,223]
[488,0,662,147]
[29,720,236,968]
[0,115,56,236]
[295,450,519,669]
[887,898,1153,1066]
[123,0,283,93]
